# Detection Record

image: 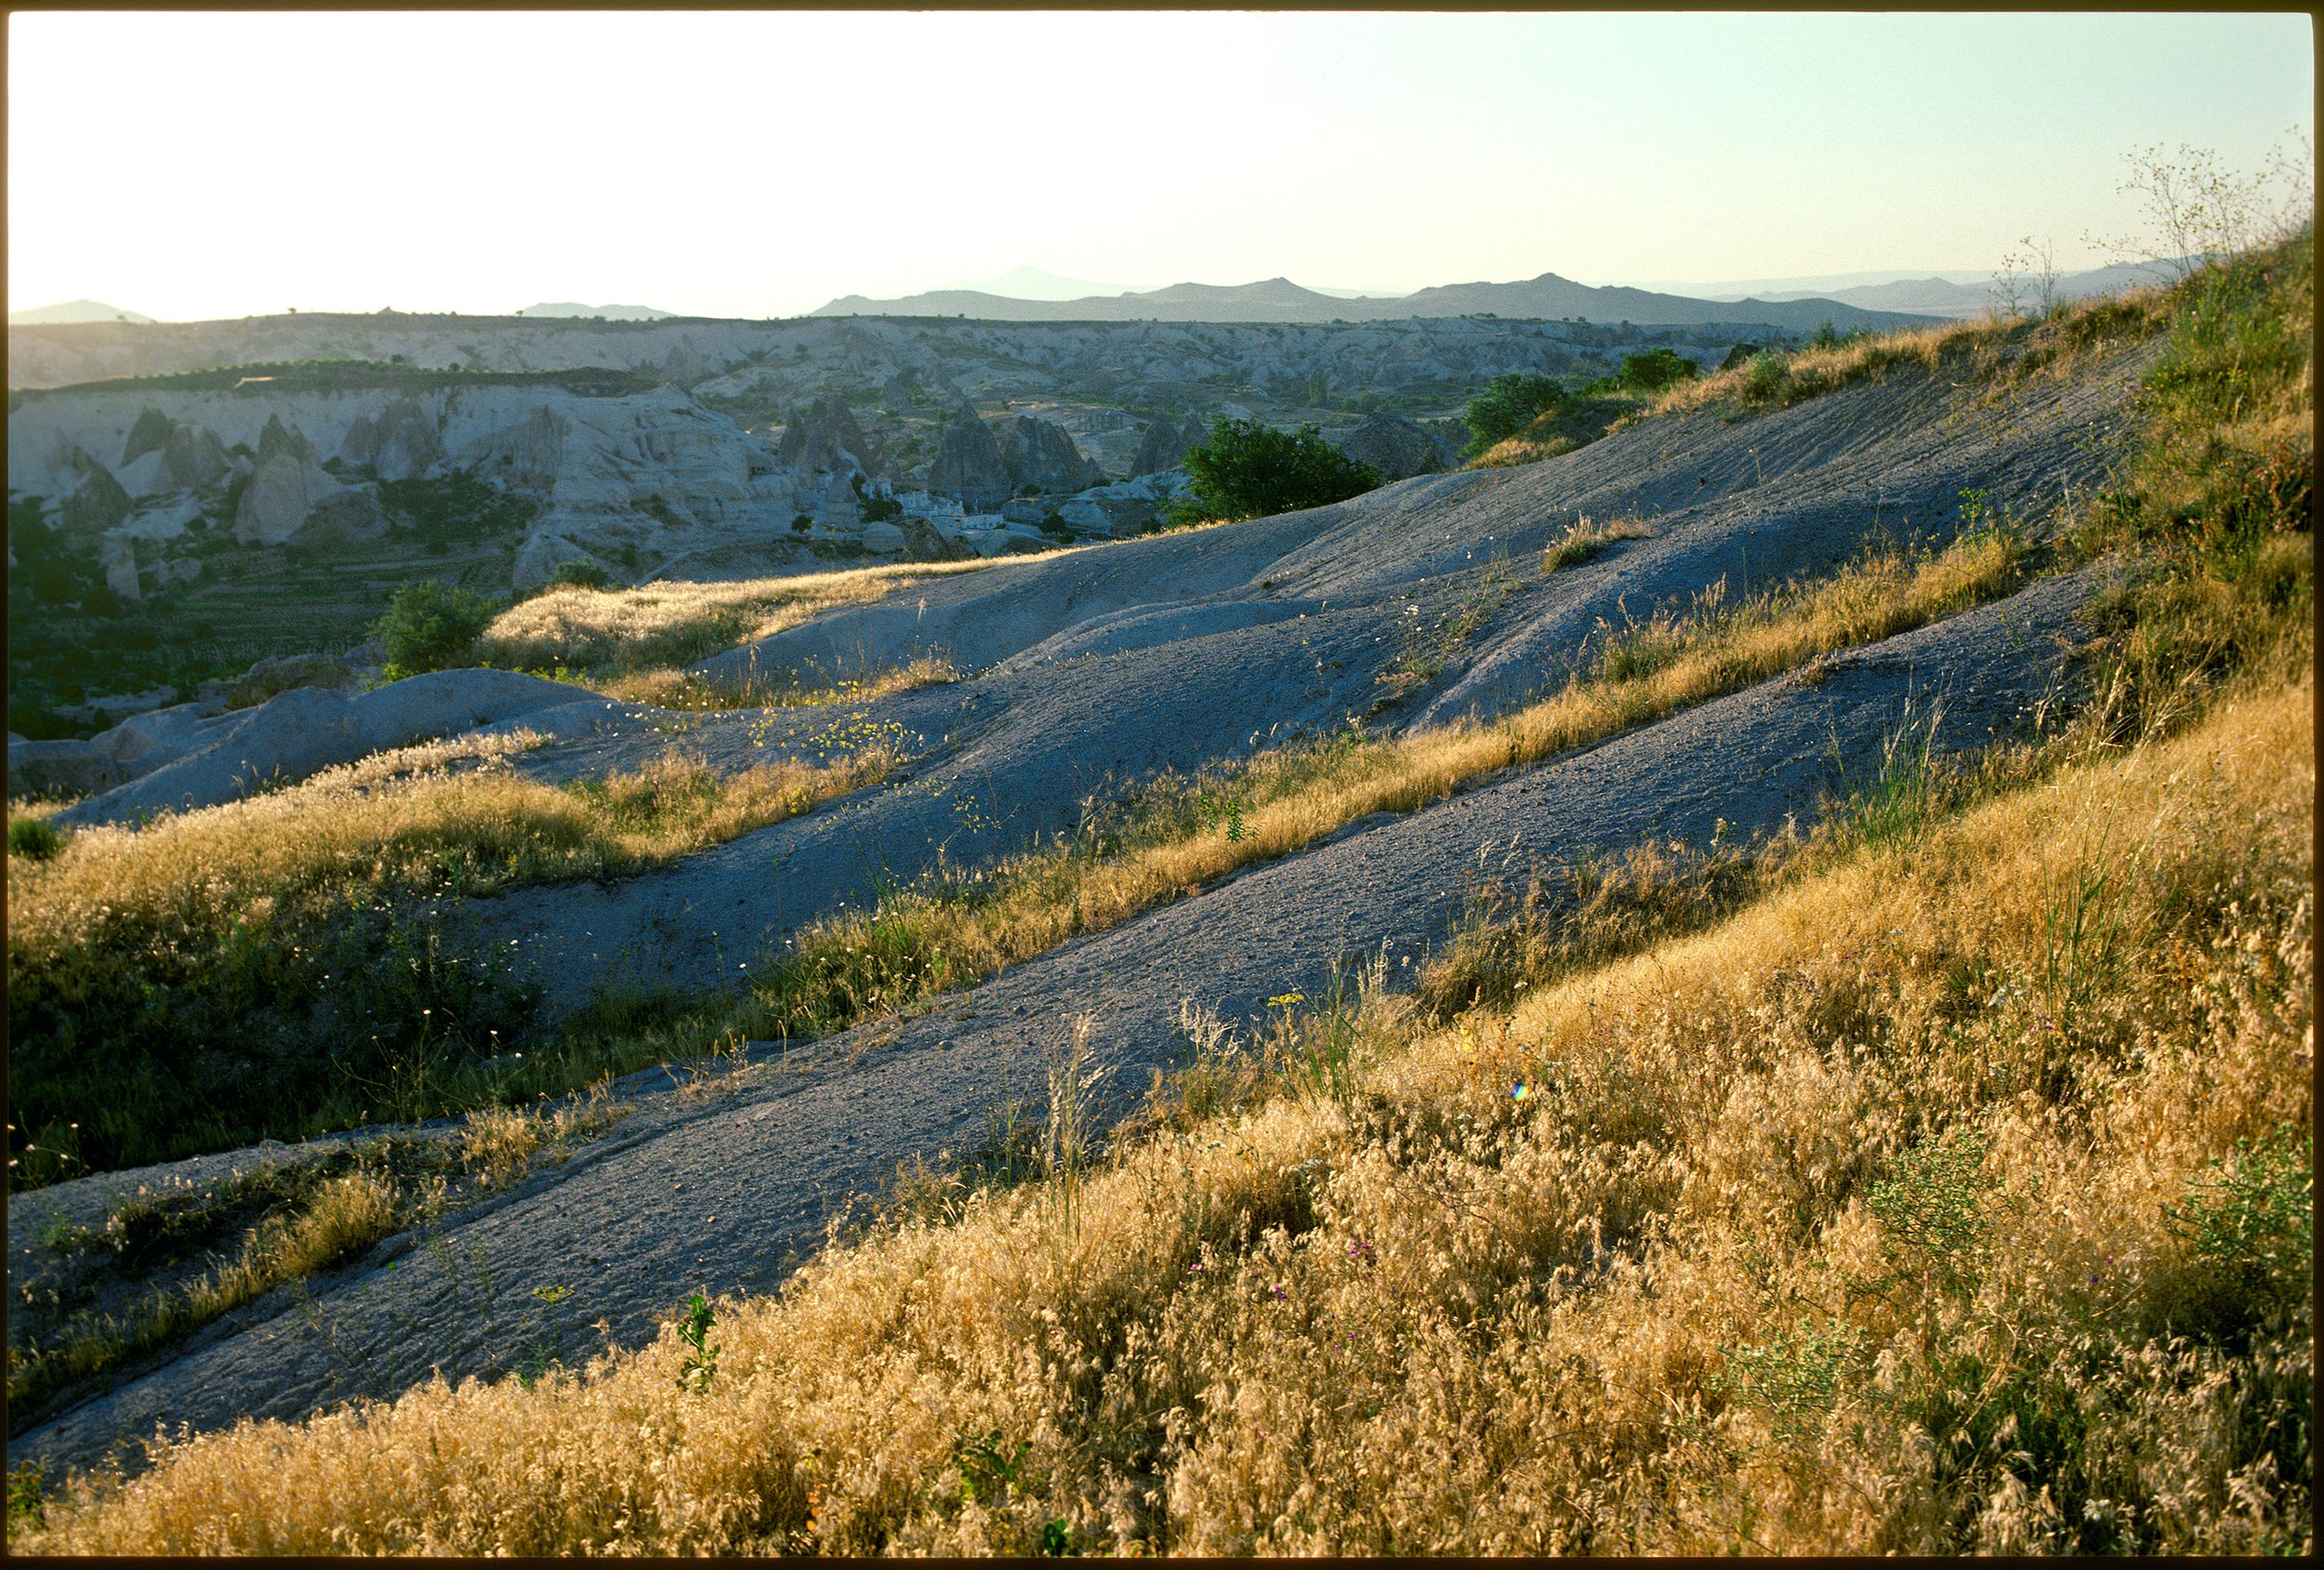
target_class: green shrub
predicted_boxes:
[2165,1124,2312,1320]
[1739,350,1794,404]
[1619,348,1699,392]
[373,581,501,676]
[1461,373,1567,456]
[8,816,65,861]
[1175,418,1381,525]
[791,514,814,534]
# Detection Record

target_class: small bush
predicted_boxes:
[1739,350,1794,404]
[1176,418,1380,525]
[8,815,65,861]
[374,581,502,676]
[1619,348,1698,392]
[1462,373,1566,456]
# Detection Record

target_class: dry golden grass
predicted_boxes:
[7,1088,626,1429]
[1648,285,2174,421]
[18,673,2305,1555]
[4,731,903,1175]
[1540,515,1650,572]
[590,654,961,712]
[6,741,896,971]
[477,558,1007,674]
[1470,430,1578,468]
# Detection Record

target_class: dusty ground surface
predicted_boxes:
[7,343,2155,1479]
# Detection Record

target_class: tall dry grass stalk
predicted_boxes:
[17,674,2306,1555]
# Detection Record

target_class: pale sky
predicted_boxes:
[7,9,2312,322]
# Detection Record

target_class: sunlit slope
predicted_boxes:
[7,238,2306,1547]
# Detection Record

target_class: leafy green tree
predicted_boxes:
[1620,349,1700,391]
[1176,418,1380,525]
[373,581,501,677]
[1461,373,1566,456]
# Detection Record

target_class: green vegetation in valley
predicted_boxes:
[1169,417,1381,526]
[374,581,505,677]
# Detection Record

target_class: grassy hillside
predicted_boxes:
[7,234,2308,1551]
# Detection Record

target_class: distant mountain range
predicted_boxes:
[813,272,1933,332]
[515,302,674,321]
[9,298,155,325]
[1698,259,2183,320]
[936,265,1406,303]
[936,266,1149,301]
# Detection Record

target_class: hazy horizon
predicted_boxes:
[8,10,2312,323]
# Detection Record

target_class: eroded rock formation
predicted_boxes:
[1336,414,1447,482]
[928,402,1012,509]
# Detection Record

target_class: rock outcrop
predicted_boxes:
[234,416,344,546]
[88,699,235,773]
[469,406,568,492]
[900,515,974,562]
[226,654,356,709]
[1131,414,1204,476]
[928,402,1012,509]
[339,398,442,481]
[158,422,231,491]
[60,454,133,537]
[512,531,618,596]
[6,737,132,801]
[121,407,175,467]
[999,415,1103,494]
[99,536,140,600]
[816,471,863,531]
[1335,413,1447,481]
[297,488,390,546]
[775,397,874,477]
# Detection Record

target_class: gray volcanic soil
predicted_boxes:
[467,344,2154,1017]
[9,343,2154,1478]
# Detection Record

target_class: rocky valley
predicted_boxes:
[8,309,1810,741]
